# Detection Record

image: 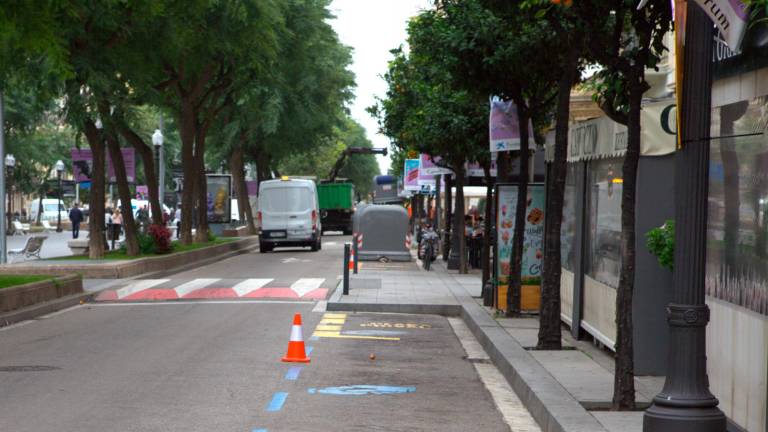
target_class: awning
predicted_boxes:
[545,99,677,162]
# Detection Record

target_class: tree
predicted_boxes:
[584,0,672,409]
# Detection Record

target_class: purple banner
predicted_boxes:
[246,180,258,197]
[71,148,136,183]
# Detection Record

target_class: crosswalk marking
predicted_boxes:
[232,278,273,297]
[116,279,169,299]
[290,278,324,297]
[174,278,220,298]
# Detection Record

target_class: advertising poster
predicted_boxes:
[496,184,546,292]
[206,174,232,223]
[489,97,534,152]
[71,148,136,183]
[404,159,420,191]
[419,154,452,176]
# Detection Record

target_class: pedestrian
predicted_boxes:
[68,203,83,239]
[174,205,182,239]
[135,205,149,233]
[111,208,123,242]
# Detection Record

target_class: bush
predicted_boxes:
[207,229,217,242]
[148,224,173,254]
[646,220,674,270]
[121,232,157,255]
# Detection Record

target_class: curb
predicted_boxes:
[327,278,607,432]
[0,291,93,328]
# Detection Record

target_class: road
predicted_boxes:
[0,235,537,431]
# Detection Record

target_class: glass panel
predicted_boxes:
[560,165,577,271]
[707,98,768,315]
[586,158,623,288]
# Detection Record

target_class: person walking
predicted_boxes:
[68,203,83,239]
[111,208,123,242]
[174,205,182,239]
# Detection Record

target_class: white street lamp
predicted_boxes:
[55,160,65,232]
[4,154,15,236]
[152,128,164,214]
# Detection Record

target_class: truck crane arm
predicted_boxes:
[327,147,388,182]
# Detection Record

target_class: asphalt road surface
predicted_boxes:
[0,234,535,431]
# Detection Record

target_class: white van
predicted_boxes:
[258,177,321,253]
[28,199,67,222]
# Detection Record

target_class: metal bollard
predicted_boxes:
[352,234,359,274]
[343,242,350,295]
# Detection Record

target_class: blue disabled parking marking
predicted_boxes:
[307,385,416,396]
[284,366,303,381]
[252,429,268,432]
[266,392,288,412]
[306,345,313,356]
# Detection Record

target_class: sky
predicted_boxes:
[329,0,432,175]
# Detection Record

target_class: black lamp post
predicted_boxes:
[55,159,64,232]
[5,154,14,234]
[643,4,726,431]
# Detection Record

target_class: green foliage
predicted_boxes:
[646,220,674,271]
[0,275,53,289]
[121,232,158,255]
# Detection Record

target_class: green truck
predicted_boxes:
[317,182,355,234]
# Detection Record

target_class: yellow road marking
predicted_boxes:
[315,325,343,331]
[319,318,345,325]
[323,313,347,319]
[317,333,400,341]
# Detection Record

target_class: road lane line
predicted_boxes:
[315,324,342,331]
[115,279,169,299]
[266,392,288,412]
[284,366,303,381]
[174,278,220,298]
[231,278,273,297]
[290,278,325,297]
[323,313,346,319]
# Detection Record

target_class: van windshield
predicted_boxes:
[44,204,65,212]
[261,187,312,212]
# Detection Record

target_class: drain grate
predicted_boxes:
[0,365,60,372]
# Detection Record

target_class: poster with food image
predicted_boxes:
[496,184,545,289]
[206,174,232,223]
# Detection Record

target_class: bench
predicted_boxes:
[8,236,47,262]
[41,220,55,233]
[11,220,30,236]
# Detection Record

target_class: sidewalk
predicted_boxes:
[328,255,660,432]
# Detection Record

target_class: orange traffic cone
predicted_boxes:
[348,248,355,271]
[282,313,311,363]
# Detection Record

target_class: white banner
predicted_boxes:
[489,97,534,152]
[693,0,749,50]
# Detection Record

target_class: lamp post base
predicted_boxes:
[643,404,726,432]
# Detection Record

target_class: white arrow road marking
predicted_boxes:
[290,278,325,297]
[281,257,299,264]
[115,279,169,299]
[174,278,220,298]
[231,278,273,297]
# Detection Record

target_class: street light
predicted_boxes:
[5,154,14,234]
[55,159,65,232]
[152,128,164,213]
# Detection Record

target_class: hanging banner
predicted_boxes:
[692,0,749,50]
[419,154,452,176]
[495,184,546,302]
[404,159,420,191]
[465,161,498,177]
[489,97,534,152]
[71,148,136,183]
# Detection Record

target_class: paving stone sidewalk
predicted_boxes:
[328,256,659,432]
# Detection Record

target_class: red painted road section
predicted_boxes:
[95,287,329,302]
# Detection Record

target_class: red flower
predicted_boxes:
[148,224,172,254]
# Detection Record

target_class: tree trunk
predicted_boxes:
[507,103,530,317]
[230,144,257,234]
[178,103,196,244]
[105,132,139,256]
[83,121,106,259]
[194,128,209,243]
[452,164,468,274]
[482,162,493,286]
[120,128,162,226]
[497,151,511,183]
[443,174,453,261]
[538,54,578,349]
[612,76,642,411]
[36,186,44,224]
